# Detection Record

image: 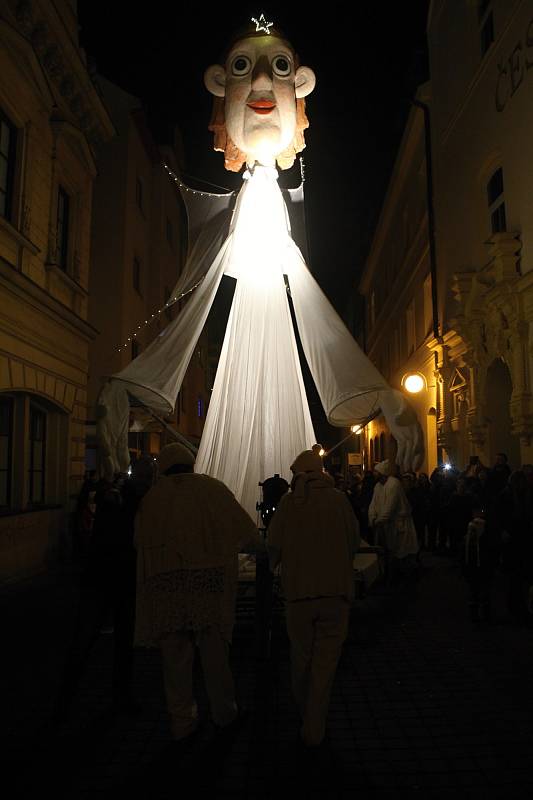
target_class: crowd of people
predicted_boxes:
[60,444,359,754]
[62,446,533,756]
[338,453,533,623]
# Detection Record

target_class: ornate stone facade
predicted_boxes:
[360,2,533,473]
[425,1,533,469]
[428,232,533,466]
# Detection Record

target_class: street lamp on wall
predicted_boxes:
[401,372,427,394]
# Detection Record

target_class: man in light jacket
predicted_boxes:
[369,459,419,562]
[268,449,360,747]
[135,443,264,742]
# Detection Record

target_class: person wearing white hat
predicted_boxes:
[134,442,264,742]
[369,459,418,572]
[267,448,360,748]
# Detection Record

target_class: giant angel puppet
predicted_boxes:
[98,16,424,517]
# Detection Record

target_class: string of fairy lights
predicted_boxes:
[116,162,235,353]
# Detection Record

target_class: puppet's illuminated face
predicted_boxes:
[225,37,296,164]
[205,35,315,166]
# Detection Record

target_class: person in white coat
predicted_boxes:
[369,460,419,567]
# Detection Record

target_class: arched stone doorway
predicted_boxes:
[484,358,521,469]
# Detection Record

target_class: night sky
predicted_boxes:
[78,2,429,317]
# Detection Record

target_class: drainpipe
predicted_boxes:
[412,98,443,463]
[412,98,440,343]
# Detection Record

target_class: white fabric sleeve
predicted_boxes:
[111,237,231,414]
[285,243,388,426]
[285,243,424,471]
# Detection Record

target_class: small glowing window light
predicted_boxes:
[351,424,362,434]
[402,372,426,394]
[318,448,326,457]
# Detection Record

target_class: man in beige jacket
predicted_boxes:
[268,449,360,747]
[135,443,263,742]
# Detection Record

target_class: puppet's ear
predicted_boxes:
[295,66,316,99]
[204,64,227,97]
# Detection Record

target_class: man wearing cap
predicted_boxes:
[267,449,360,748]
[369,460,418,570]
[134,442,264,742]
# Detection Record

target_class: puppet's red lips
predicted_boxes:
[247,100,276,114]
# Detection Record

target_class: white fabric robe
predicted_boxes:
[98,166,422,518]
[368,476,419,559]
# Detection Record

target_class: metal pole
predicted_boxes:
[135,400,198,456]
[411,99,440,343]
[412,98,444,464]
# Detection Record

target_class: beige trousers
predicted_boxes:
[159,628,238,740]
[286,596,350,746]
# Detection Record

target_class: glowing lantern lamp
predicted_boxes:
[402,373,425,394]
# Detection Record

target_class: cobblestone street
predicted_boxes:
[3,554,533,799]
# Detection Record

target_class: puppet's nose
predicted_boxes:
[251,55,273,90]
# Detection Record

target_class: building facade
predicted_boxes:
[360,0,533,475]
[427,0,533,470]
[0,0,114,581]
[359,85,438,476]
[87,77,209,467]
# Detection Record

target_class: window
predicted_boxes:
[398,316,406,361]
[487,167,507,233]
[369,290,376,330]
[197,396,203,418]
[56,186,70,270]
[0,394,67,511]
[0,396,13,508]
[390,331,399,372]
[136,176,144,213]
[478,1,494,58]
[29,404,46,505]
[406,300,416,356]
[380,432,386,463]
[0,110,17,221]
[166,217,174,248]
[133,257,141,294]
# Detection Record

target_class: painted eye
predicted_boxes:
[272,55,291,76]
[232,56,251,76]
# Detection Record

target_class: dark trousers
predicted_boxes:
[464,566,493,620]
[57,556,136,713]
[427,515,439,551]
